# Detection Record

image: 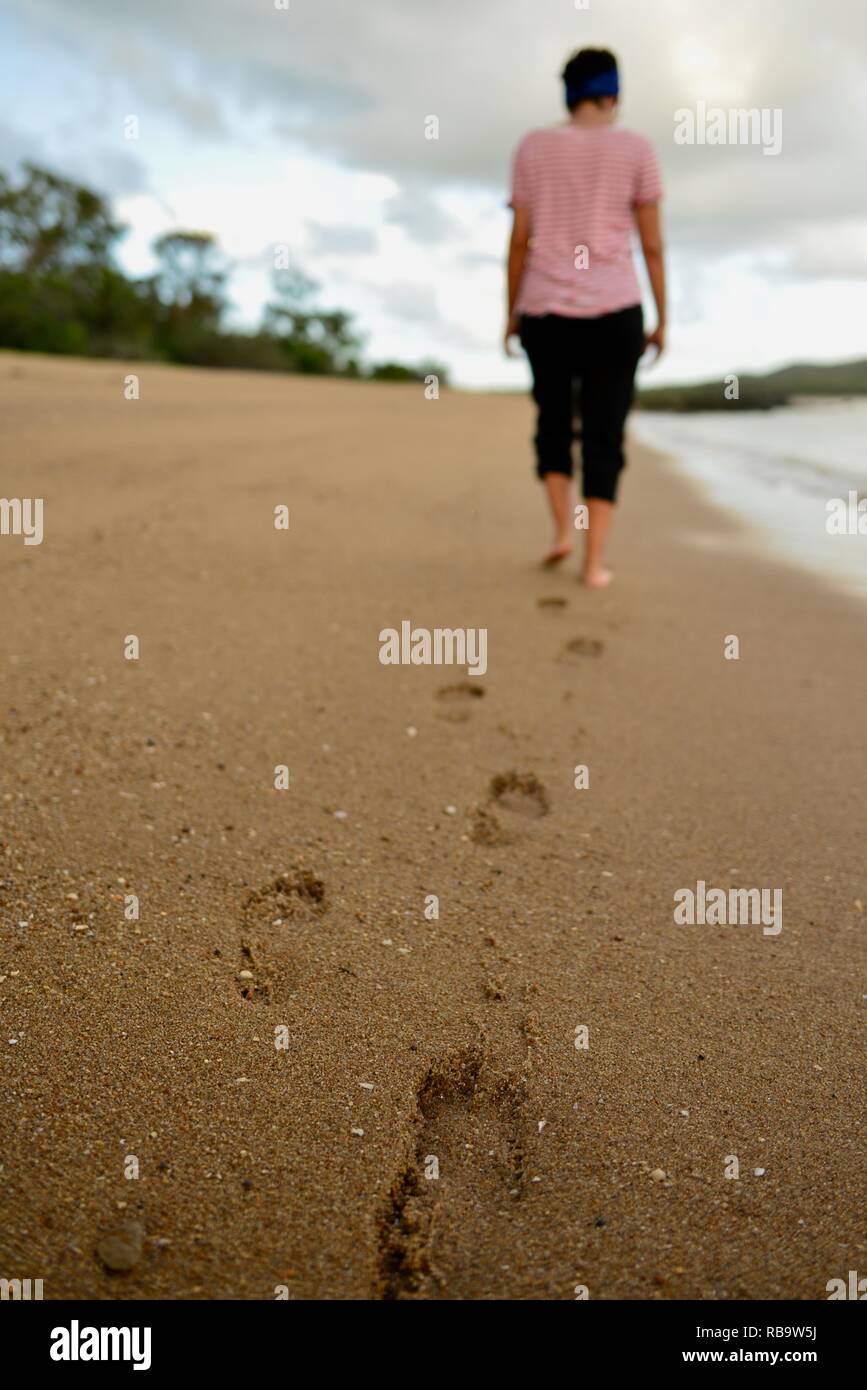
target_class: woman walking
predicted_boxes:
[506,47,666,587]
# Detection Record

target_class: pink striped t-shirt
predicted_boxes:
[509,124,662,318]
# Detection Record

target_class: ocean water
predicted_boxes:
[631,400,867,601]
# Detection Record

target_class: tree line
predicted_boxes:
[0,164,448,385]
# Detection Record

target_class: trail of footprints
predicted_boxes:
[371,616,607,1292]
[434,612,604,842]
[375,1048,529,1299]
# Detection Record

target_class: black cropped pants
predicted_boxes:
[519,304,644,502]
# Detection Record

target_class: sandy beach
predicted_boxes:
[1,350,864,1300]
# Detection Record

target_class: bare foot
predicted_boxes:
[543,541,573,567]
[583,567,614,589]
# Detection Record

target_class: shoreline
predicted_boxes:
[631,404,867,604]
[1,352,864,1299]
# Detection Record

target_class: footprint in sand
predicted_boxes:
[489,770,549,819]
[375,1048,528,1299]
[435,680,486,723]
[563,636,604,659]
[243,868,326,923]
[468,771,549,845]
[235,867,326,1002]
[469,805,506,845]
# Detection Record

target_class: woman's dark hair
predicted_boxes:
[561,48,619,111]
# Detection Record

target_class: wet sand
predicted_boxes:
[0,350,864,1299]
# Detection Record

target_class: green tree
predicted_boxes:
[0,164,153,356]
[263,266,362,374]
[151,231,226,321]
[145,230,229,363]
[0,164,122,274]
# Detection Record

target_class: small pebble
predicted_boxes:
[754,1167,766,1177]
[333,810,348,820]
[651,1168,666,1182]
[351,1127,364,1137]
[96,1221,143,1272]
[444,805,457,816]
[406,726,417,737]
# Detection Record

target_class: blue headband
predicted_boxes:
[566,69,619,104]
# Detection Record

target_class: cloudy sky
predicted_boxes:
[3,0,867,388]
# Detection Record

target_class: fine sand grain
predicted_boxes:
[0,351,864,1299]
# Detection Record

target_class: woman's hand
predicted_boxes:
[504,312,520,357]
[644,323,665,360]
